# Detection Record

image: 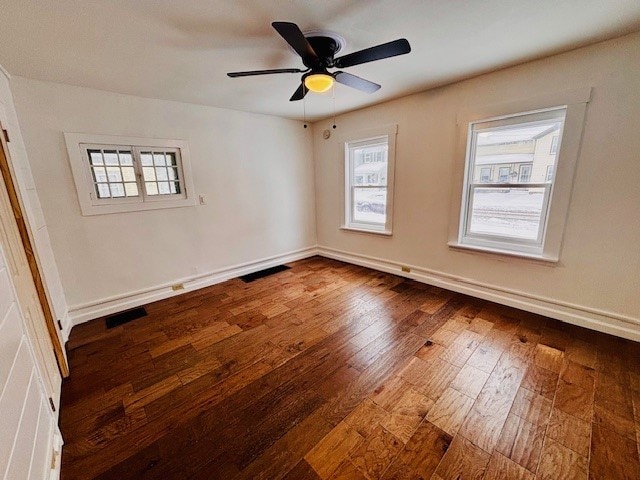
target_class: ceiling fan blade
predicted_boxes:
[334,72,381,93]
[289,83,308,101]
[227,68,305,78]
[334,38,411,68]
[272,22,319,61]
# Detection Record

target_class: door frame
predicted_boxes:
[0,123,69,377]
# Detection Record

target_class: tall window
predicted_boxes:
[343,126,397,234]
[65,133,195,215]
[518,164,532,183]
[546,165,554,182]
[458,108,566,254]
[480,167,491,183]
[498,167,510,183]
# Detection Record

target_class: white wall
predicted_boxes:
[0,69,69,341]
[10,79,316,321]
[313,33,640,339]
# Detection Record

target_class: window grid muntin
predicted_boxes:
[461,108,567,252]
[83,144,187,205]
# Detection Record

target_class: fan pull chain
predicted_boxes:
[303,85,308,128]
[332,83,337,129]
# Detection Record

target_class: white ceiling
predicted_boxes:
[1,1,639,121]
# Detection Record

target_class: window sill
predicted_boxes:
[340,226,393,236]
[448,242,559,264]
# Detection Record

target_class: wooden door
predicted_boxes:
[0,125,68,399]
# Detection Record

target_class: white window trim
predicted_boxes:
[64,133,196,216]
[340,124,397,236]
[448,87,591,262]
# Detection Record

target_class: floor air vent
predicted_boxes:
[239,265,291,283]
[105,307,148,329]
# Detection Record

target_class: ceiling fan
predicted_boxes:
[227,21,411,101]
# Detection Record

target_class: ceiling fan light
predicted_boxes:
[304,73,334,93]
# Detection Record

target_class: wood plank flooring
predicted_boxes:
[60,257,640,480]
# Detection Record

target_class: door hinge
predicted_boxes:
[57,319,63,330]
[2,128,9,143]
[48,396,56,412]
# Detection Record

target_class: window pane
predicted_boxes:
[352,145,388,186]
[92,166,107,182]
[353,187,387,225]
[103,151,119,165]
[468,187,545,241]
[142,167,156,181]
[124,183,139,196]
[145,182,159,195]
[119,152,133,165]
[158,182,171,194]
[140,153,153,166]
[155,167,168,181]
[170,182,180,194]
[109,183,125,198]
[168,167,178,180]
[89,151,104,165]
[166,152,177,166]
[153,153,166,166]
[96,183,110,198]
[122,167,136,182]
[106,166,122,182]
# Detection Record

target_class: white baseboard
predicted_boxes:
[48,428,63,480]
[66,244,639,342]
[59,312,72,343]
[68,246,319,326]
[317,246,640,342]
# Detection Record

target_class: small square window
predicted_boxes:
[65,133,195,215]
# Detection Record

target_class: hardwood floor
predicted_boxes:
[60,257,640,480]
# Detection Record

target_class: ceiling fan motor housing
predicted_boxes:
[304,34,345,70]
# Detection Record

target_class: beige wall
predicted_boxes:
[313,33,640,334]
[11,79,316,313]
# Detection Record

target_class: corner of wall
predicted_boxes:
[0,63,11,82]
